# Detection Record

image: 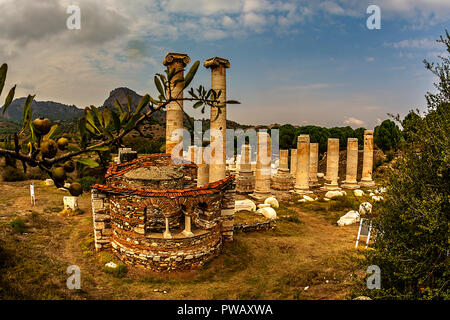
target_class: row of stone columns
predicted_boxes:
[290,130,375,192]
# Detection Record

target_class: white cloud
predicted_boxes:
[344,117,366,127]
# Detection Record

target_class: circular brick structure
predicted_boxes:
[91,154,236,271]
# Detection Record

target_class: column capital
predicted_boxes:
[163,52,191,67]
[204,57,230,69]
[364,130,374,135]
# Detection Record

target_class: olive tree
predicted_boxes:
[0,60,238,196]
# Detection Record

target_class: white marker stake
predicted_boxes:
[30,183,35,205]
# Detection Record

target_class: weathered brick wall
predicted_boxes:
[234,219,276,233]
[92,189,112,251]
[112,225,223,271]
[221,179,236,242]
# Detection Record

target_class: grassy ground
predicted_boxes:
[0,179,369,300]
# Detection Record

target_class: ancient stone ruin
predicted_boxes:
[91,52,377,272]
[92,53,236,272]
[91,154,235,271]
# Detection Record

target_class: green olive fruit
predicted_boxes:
[41,140,58,159]
[63,160,75,173]
[52,166,66,182]
[68,182,83,197]
[57,137,69,150]
[32,117,51,135]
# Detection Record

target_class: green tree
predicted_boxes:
[361,31,450,300]
[374,119,402,152]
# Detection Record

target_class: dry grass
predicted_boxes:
[0,180,365,300]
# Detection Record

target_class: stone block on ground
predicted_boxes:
[337,210,360,226]
[264,197,279,208]
[235,199,257,212]
[44,179,54,186]
[257,207,277,219]
[354,189,365,197]
[63,196,79,211]
[359,202,372,215]
[325,190,346,199]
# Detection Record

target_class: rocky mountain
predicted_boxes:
[0,87,245,139]
[0,98,84,122]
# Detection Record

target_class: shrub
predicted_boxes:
[359,32,450,300]
[10,218,26,233]
[80,176,97,191]
[385,150,395,162]
[103,264,128,278]
[2,166,26,182]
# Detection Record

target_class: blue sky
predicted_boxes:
[1,0,449,129]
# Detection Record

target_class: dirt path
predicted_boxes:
[0,179,364,300]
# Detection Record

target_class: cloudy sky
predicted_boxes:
[1,0,449,129]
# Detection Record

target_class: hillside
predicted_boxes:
[0,87,248,140]
[0,98,84,122]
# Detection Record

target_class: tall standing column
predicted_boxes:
[164,53,191,156]
[360,130,375,187]
[323,138,341,190]
[295,135,312,193]
[236,144,255,194]
[309,142,320,187]
[342,138,360,189]
[251,132,271,200]
[196,147,210,187]
[204,57,230,183]
[290,149,297,176]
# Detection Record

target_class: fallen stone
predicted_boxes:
[359,202,372,215]
[354,189,365,197]
[303,195,315,202]
[354,296,372,300]
[105,262,117,269]
[325,190,345,199]
[323,198,331,201]
[369,192,375,196]
[44,179,54,186]
[64,196,79,211]
[235,199,257,212]
[298,199,306,203]
[264,197,279,208]
[257,207,277,219]
[257,203,271,209]
[372,195,383,202]
[317,173,324,178]
[337,210,360,226]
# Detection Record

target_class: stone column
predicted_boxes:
[204,57,230,183]
[290,149,297,176]
[236,144,255,193]
[323,138,341,190]
[188,146,195,164]
[196,147,210,187]
[251,132,271,200]
[163,217,172,239]
[360,130,375,187]
[294,135,312,193]
[272,149,294,190]
[342,138,360,189]
[163,53,191,156]
[309,143,320,187]
[182,215,194,237]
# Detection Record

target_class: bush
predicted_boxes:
[2,166,26,182]
[103,264,128,278]
[385,150,395,162]
[359,32,450,300]
[10,218,26,233]
[80,176,97,191]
